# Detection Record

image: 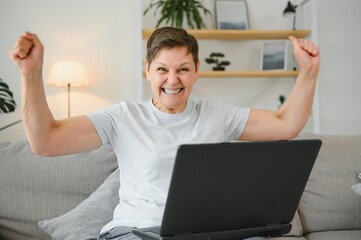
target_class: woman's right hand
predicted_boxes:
[9,32,44,77]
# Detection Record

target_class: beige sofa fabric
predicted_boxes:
[0,141,118,240]
[298,134,361,234]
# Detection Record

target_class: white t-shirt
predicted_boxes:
[87,96,250,233]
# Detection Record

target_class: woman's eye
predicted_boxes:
[157,67,167,72]
[179,68,189,73]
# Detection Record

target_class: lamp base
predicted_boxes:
[67,83,71,118]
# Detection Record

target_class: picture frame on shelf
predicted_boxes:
[215,0,249,30]
[261,41,288,71]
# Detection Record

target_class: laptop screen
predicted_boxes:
[160,139,321,236]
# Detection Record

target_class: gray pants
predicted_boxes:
[97,226,268,240]
[98,226,138,240]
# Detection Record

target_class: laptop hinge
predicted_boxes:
[259,223,284,237]
[173,232,193,237]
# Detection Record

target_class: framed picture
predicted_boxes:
[215,0,249,30]
[261,41,288,71]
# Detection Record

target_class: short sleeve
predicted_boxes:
[196,99,250,141]
[223,105,250,140]
[87,103,124,148]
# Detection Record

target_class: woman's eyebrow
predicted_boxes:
[154,61,166,66]
[178,62,192,67]
[153,61,192,67]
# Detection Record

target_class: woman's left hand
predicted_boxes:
[289,36,320,79]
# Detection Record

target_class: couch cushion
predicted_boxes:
[298,133,361,234]
[38,169,120,240]
[305,230,361,240]
[0,140,117,240]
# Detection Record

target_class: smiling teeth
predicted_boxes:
[164,88,181,95]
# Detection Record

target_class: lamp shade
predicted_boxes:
[283,1,296,18]
[48,60,90,87]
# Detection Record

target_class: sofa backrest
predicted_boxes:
[0,140,118,240]
[298,133,361,234]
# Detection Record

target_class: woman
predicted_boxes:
[9,26,320,239]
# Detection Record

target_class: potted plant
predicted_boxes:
[0,78,21,131]
[278,95,286,105]
[0,78,16,113]
[205,52,231,71]
[278,94,286,110]
[143,0,211,29]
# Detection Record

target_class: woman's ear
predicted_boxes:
[196,60,200,72]
[194,60,200,83]
[144,59,150,82]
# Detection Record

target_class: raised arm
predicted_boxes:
[9,32,101,156]
[241,36,320,141]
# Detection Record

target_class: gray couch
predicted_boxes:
[0,133,360,240]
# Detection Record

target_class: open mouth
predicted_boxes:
[162,88,184,95]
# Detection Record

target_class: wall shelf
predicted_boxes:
[198,70,299,78]
[142,29,311,40]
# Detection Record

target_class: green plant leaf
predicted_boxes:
[144,0,211,29]
[220,61,231,66]
[205,58,216,64]
[210,53,217,57]
[0,78,17,113]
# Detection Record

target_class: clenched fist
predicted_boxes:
[9,32,44,77]
[289,36,320,79]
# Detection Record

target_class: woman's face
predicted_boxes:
[145,46,199,114]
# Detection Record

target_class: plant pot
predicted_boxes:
[213,66,225,71]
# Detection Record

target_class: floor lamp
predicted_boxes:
[47,60,90,118]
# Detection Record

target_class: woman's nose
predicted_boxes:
[167,72,179,84]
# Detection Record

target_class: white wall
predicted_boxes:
[0,0,141,141]
[1,0,360,142]
[317,0,361,134]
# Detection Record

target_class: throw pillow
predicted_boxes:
[352,183,361,196]
[38,169,120,240]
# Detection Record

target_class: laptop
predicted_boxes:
[133,139,322,240]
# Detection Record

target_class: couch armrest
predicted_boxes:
[0,140,117,240]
